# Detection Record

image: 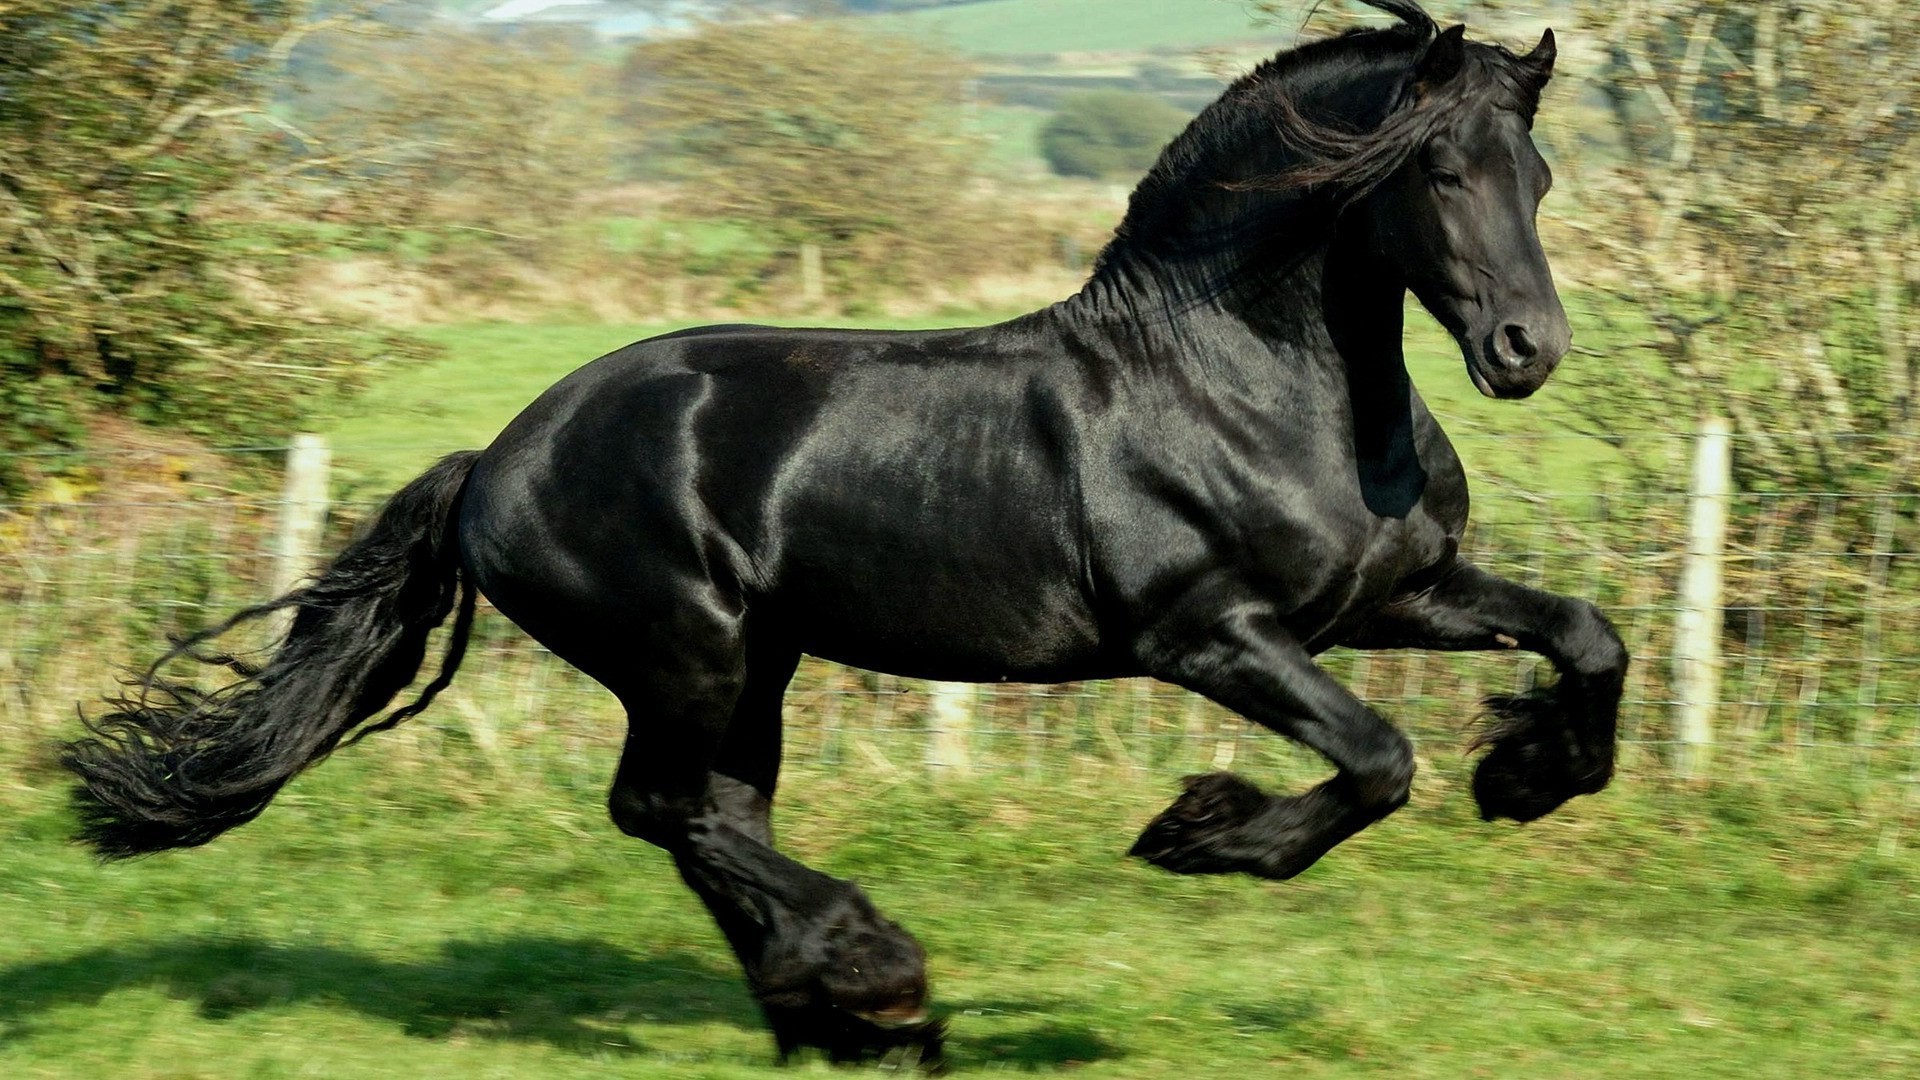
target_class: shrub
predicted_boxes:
[623,18,1042,295]
[1039,90,1191,180]
[0,2,432,496]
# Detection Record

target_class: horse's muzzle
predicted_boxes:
[1469,316,1568,399]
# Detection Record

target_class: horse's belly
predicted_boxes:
[772,555,1112,683]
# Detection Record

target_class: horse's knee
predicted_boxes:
[1567,601,1629,685]
[1353,732,1415,815]
[608,786,696,850]
[707,774,775,847]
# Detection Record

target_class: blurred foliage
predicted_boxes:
[1038,90,1190,180]
[1552,0,1917,499]
[289,22,618,272]
[621,18,1043,292]
[1537,1,1919,662]
[0,1,433,497]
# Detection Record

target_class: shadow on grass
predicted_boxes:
[0,936,747,1055]
[0,936,1123,1070]
[948,1012,1121,1071]
[1219,996,1324,1034]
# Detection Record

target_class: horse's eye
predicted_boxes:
[1429,169,1464,189]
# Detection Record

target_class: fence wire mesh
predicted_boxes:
[2,432,1916,786]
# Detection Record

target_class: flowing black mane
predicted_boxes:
[1092,1,1552,292]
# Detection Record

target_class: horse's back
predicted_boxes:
[458,321,1116,683]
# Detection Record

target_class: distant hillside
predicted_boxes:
[859,0,1290,56]
[841,0,1000,10]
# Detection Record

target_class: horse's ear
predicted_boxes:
[1525,27,1557,78]
[1417,24,1468,88]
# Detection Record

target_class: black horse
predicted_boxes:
[65,0,1625,1066]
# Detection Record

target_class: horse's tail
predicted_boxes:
[62,450,483,859]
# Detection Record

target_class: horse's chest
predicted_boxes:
[1248,495,1454,646]
[1346,512,1449,594]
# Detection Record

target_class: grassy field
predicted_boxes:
[971,104,1056,178]
[2,750,1913,1080]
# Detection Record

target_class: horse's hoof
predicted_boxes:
[1129,772,1268,875]
[1471,690,1609,822]
[833,1014,948,1072]
[1472,742,1566,822]
[770,1007,946,1071]
[875,1017,947,1074]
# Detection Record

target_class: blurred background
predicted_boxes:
[0,2,1915,1078]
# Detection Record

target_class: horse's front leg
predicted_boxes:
[1128,588,1416,880]
[1344,557,1629,822]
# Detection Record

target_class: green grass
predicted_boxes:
[590,216,771,261]
[970,104,1055,177]
[862,0,1288,56]
[2,755,1913,1079]
[324,322,654,495]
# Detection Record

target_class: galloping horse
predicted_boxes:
[65,0,1625,1065]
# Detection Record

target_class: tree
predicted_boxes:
[291,22,618,256]
[1039,90,1191,181]
[1550,1,1917,494]
[0,1,428,495]
[621,17,1022,291]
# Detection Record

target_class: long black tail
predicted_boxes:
[62,450,483,859]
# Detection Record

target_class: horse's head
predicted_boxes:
[1358,24,1567,400]
[1091,0,1573,397]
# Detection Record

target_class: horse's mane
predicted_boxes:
[1091,0,1550,290]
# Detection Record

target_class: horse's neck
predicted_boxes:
[1065,244,1414,408]
[1318,242,1419,457]
[1058,242,1429,503]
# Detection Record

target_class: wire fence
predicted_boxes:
[2,432,1916,788]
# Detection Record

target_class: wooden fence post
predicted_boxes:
[925,682,974,775]
[273,434,332,602]
[1674,417,1731,778]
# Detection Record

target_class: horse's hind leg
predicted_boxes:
[1128,589,1417,880]
[606,634,941,1068]
[1343,558,1628,822]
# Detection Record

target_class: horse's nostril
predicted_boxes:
[1501,324,1539,367]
